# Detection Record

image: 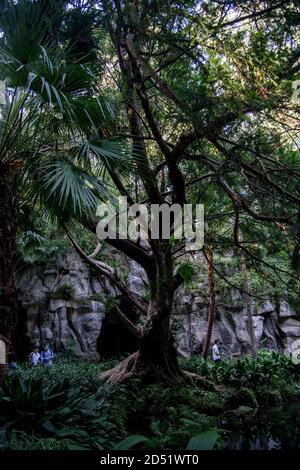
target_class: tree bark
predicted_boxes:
[101,245,195,384]
[202,247,217,360]
[0,166,18,378]
[101,307,195,384]
[241,253,257,357]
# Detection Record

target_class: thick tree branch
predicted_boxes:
[63,224,148,317]
[125,33,186,114]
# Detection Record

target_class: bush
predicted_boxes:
[49,283,76,300]
[105,379,221,450]
[1,353,299,450]
[181,350,300,403]
[2,432,72,450]
[9,358,119,392]
[0,372,119,449]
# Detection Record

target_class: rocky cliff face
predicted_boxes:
[16,251,300,360]
[16,253,106,360]
[175,291,300,358]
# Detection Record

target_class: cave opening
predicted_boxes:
[97,298,139,359]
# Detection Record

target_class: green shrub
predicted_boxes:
[2,432,72,450]
[9,359,119,392]
[49,283,76,300]
[181,351,300,403]
[0,372,119,449]
[105,380,221,450]
[1,353,299,450]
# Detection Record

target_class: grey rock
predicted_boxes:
[15,251,300,361]
[279,301,296,318]
[257,301,276,315]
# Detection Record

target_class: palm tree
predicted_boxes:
[0,0,126,362]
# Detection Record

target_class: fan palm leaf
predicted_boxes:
[0,0,142,225]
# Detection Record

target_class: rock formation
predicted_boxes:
[16,251,300,360]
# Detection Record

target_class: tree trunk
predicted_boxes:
[101,310,195,384]
[101,246,196,384]
[202,247,217,360]
[187,309,193,356]
[241,253,257,357]
[0,167,18,378]
[136,246,189,383]
[135,295,190,383]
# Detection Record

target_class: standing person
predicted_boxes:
[41,342,54,367]
[29,346,41,367]
[212,339,221,363]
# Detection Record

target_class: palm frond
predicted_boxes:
[26,156,113,219]
[0,0,49,66]
[17,230,48,249]
[71,137,143,176]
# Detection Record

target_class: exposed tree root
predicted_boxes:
[182,370,213,389]
[100,352,139,383]
[100,351,212,387]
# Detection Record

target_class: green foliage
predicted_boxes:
[104,379,220,450]
[150,411,218,450]
[1,354,300,450]
[10,359,118,392]
[0,372,118,449]
[49,283,75,301]
[186,431,219,450]
[113,435,150,450]
[114,431,221,450]
[1,432,72,450]
[175,263,195,284]
[1,2,300,455]
[182,351,300,404]
[17,239,70,267]
[38,157,112,219]
[104,294,120,314]
[170,317,183,336]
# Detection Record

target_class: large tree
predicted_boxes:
[2,0,300,384]
[57,0,300,383]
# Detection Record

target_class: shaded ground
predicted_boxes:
[1,352,300,450]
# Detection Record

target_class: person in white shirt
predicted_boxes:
[29,346,41,366]
[212,339,221,363]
